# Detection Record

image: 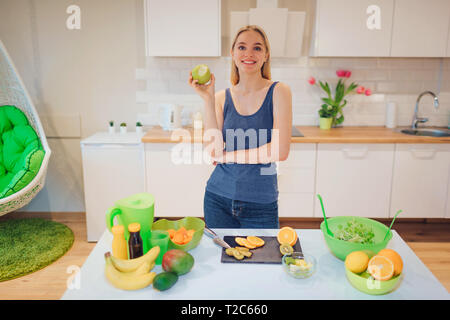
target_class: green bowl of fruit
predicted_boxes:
[345,266,401,295]
[152,216,205,252]
[282,252,317,279]
[320,216,392,261]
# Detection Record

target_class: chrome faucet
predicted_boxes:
[412,91,439,129]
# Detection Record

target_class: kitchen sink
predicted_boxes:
[399,128,450,137]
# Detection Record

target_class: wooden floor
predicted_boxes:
[0,213,449,299]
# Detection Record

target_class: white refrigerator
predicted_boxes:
[81,132,146,242]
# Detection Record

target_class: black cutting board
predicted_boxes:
[220,236,302,264]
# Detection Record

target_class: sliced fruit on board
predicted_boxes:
[246,236,265,247]
[234,237,256,249]
[279,243,294,255]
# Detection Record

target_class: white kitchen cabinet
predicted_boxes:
[145,143,215,217]
[277,144,316,217]
[81,133,146,242]
[390,144,450,218]
[315,144,395,218]
[311,0,394,57]
[390,0,450,57]
[144,0,221,56]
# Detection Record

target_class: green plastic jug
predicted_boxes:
[106,193,155,254]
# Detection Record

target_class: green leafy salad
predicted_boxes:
[334,219,375,244]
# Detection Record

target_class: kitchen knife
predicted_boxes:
[204,227,231,249]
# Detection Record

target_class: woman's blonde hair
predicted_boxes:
[230,25,271,85]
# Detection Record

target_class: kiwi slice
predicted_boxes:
[232,250,244,260]
[225,248,236,256]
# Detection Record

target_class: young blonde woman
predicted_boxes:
[189,25,292,228]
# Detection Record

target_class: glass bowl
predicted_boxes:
[282,252,317,279]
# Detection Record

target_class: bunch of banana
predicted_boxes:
[104,246,160,291]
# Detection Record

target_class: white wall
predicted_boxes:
[0,0,142,212]
[0,0,448,212]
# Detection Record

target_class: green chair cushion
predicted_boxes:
[0,105,45,198]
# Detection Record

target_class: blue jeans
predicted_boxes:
[203,190,279,229]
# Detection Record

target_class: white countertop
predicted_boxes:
[80,132,144,144]
[61,229,449,300]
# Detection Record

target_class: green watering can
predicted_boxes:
[106,193,155,254]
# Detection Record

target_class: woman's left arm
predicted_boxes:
[216,82,292,164]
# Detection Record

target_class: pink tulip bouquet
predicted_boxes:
[308,70,371,126]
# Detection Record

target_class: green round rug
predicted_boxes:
[0,218,74,282]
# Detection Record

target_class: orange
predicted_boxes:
[377,249,403,276]
[367,255,394,281]
[234,237,256,249]
[246,236,265,247]
[235,237,247,247]
[277,227,297,246]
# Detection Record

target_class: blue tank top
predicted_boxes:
[205,81,279,203]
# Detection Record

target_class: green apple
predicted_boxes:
[191,64,211,85]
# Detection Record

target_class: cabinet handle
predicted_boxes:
[410,148,436,159]
[341,147,369,159]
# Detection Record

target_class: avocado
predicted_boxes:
[153,271,178,291]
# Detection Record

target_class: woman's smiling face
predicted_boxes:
[231,30,268,75]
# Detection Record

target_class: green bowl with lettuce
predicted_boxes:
[320,216,392,261]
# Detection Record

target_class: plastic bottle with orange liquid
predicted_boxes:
[111,225,128,260]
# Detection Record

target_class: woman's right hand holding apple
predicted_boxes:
[188,71,215,103]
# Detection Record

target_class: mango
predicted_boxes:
[153,272,178,291]
[162,249,194,276]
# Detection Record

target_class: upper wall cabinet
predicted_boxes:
[311,0,394,57]
[391,0,450,57]
[311,0,450,57]
[144,0,221,57]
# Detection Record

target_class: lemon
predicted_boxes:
[345,251,370,274]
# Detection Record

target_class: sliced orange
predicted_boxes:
[277,227,297,246]
[377,249,403,276]
[235,237,247,247]
[367,255,395,281]
[234,237,256,249]
[246,236,265,247]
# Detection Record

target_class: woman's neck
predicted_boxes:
[234,73,270,95]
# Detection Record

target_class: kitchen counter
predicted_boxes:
[61,229,449,300]
[141,126,450,144]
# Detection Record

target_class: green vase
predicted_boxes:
[319,117,333,130]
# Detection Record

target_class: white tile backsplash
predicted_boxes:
[137,56,450,127]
